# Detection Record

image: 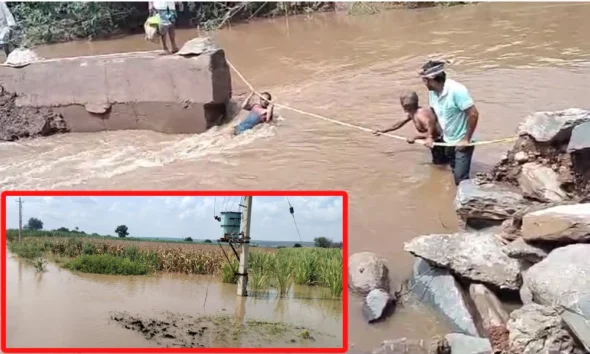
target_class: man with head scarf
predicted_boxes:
[419,60,479,185]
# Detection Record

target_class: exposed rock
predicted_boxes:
[517,108,590,144]
[522,203,590,243]
[409,258,481,337]
[4,48,42,68]
[404,232,522,291]
[362,289,395,323]
[497,219,521,243]
[519,277,534,305]
[502,238,550,264]
[349,252,389,295]
[454,180,532,226]
[371,337,450,354]
[469,284,510,353]
[568,121,590,153]
[518,162,568,202]
[176,37,220,56]
[507,303,586,354]
[561,294,590,352]
[523,244,590,308]
[514,151,529,164]
[445,333,493,354]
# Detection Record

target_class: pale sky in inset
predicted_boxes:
[4,196,343,242]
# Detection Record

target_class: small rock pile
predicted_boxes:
[350,109,590,354]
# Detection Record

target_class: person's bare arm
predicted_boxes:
[241,92,255,111]
[463,105,479,144]
[374,118,411,135]
[266,104,274,122]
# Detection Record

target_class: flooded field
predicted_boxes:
[5,251,342,348]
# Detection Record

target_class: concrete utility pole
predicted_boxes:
[237,196,252,297]
[17,198,23,242]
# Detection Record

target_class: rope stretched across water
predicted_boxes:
[226,59,517,148]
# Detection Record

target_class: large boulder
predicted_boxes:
[0,41,232,135]
[409,258,481,337]
[404,232,523,291]
[362,288,395,323]
[560,294,590,352]
[518,162,568,203]
[348,252,389,295]
[521,203,590,243]
[517,108,590,143]
[4,48,43,68]
[507,303,585,354]
[523,244,590,308]
[502,237,550,264]
[567,121,590,153]
[371,337,450,354]
[454,180,532,226]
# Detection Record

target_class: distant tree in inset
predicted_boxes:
[115,225,129,238]
[26,217,43,231]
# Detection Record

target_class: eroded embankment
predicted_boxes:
[0,85,68,141]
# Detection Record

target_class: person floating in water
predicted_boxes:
[373,91,449,165]
[419,59,479,185]
[234,91,274,135]
[149,1,183,54]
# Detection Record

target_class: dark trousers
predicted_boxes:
[431,138,450,165]
[445,145,475,185]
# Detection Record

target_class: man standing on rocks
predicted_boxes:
[149,1,183,54]
[419,60,480,185]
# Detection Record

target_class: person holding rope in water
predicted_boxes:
[233,91,275,135]
[420,60,479,185]
[373,91,449,165]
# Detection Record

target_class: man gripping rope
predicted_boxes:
[419,60,479,185]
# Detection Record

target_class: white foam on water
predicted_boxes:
[0,119,280,190]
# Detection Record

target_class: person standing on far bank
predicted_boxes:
[149,1,183,54]
[419,60,479,185]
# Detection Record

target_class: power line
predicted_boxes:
[286,197,303,245]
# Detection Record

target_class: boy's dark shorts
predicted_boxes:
[431,138,450,165]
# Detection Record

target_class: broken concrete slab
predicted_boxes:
[561,294,590,352]
[518,162,568,203]
[362,288,395,323]
[568,121,590,153]
[348,252,390,295]
[454,180,532,226]
[444,333,493,354]
[176,37,220,56]
[521,203,590,243]
[517,108,590,144]
[404,232,523,291]
[507,303,586,354]
[502,237,550,264]
[0,43,232,135]
[409,258,481,337]
[371,337,450,354]
[469,284,510,353]
[523,244,590,308]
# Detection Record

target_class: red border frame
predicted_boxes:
[1,190,348,354]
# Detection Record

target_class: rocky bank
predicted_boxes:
[350,109,590,354]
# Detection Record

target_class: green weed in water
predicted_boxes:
[64,254,150,275]
[33,257,48,273]
[273,256,294,296]
[221,261,238,284]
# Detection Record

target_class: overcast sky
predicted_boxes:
[4,196,343,242]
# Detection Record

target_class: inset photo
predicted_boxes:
[2,191,347,353]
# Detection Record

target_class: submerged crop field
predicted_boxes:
[6,230,343,297]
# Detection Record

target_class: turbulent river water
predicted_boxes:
[2,2,590,351]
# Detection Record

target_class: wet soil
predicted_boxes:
[485,135,590,198]
[0,85,69,141]
[110,311,328,348]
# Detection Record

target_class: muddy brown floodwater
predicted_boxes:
[2,2,590,351]
[5,252,342,348]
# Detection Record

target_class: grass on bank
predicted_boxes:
[7,234,343,297]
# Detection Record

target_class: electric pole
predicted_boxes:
[237,196,252,297]
[17,197,23,242]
